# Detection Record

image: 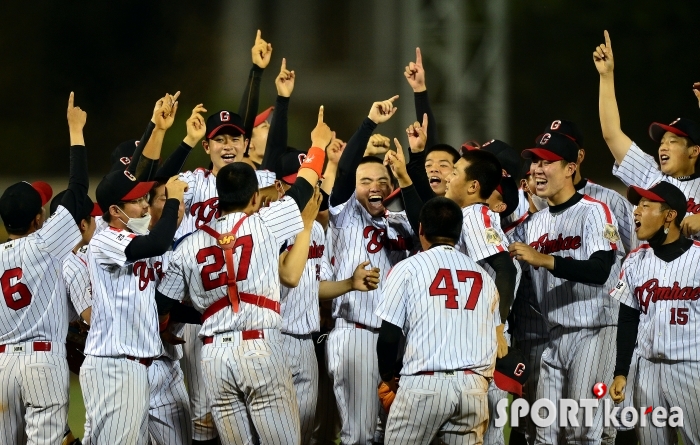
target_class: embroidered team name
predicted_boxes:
[191,197,220,229]
[634,279,700,314]
[529,234,582,254]
[133,261,158,291]
[686,198,700,214]
[363,226,412,254]
[285,241,325,259]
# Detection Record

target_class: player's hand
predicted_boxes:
[275,58,295,98]
[406,113,429,153]
[368,96,399,125]
[351,261,381,291]
[184,104,207,147]
[508,242,554,270]
[165,175,188,203]
[160,329,186,346]
[593,30,614,76]
[311,106,333,148]
[154,91,180,131]
[67,92,87,146]
[365,134,391,157]
[693,82,700,108]
[404,47,426,93]
[680,214,700,237]
[609,375,627,404]
[495,324,508,359]
[301,186,323,229]
[384,139,411,187]
[251,29,273,69]
[326,135,346,166]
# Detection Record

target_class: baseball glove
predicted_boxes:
[66,321,89,375]
[377,379,398,413]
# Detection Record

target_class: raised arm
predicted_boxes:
[61,92,89,223]
[131,92,180,180]
[279,188,322,287]
[261,58,295,171]
[403,114,436,203]
[385,138,422,234]
[155,104,207,178]
[405,47,439,148]
[594,31,633,164]
[239,30,272,143]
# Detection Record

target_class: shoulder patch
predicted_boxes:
[484,227,502,245]
[608,279,626,301]
[603,224,620,243]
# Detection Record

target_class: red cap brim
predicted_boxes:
[521,148,564,162]
[649,122,688,142]
[282,172,298,184]
[627,185,665,206]
[206,124,246,139]
[254,106,274,127]
[31,181,53,206]
[91,203,103,217]
[121,181,156,202]
[461,143,479,151]
[493,370,523,397]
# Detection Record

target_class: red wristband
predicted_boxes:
[299,146,326,178]
[159,314,170,332]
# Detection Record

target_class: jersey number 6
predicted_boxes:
[196,235,254,291]
[1,268,33,311]
[429,268,483,310]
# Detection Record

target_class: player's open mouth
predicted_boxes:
[368,195,384,209]
[659,154,669,164]
[634,219,641,232]
[429,176,442,185]
[221,154,235,163]
[535,178,547,191]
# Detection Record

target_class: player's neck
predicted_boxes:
[670,164,697,180]
[573,168,583,185]
[547,184,576,207]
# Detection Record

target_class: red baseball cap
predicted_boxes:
[254,106,274,127]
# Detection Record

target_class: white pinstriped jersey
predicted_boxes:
[610,242,700,361]
[280,221,332,335]
[613,142,700,236]
[94,215,108,236]
[62,245,92,320]
[85,226,162,358]
[158,196,304,338]
[177,167,276,238]
[153,249,185,361]
[510,195,621,329]
[328,193,415,328]
[0,206,80,344]
[376,245,499,376]
[578,179,637,254]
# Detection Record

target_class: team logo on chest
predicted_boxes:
[191,197,220,229]
[529,234,582,254]
[686,198,700,214]
[133,261,157,291]
[363,226,412,254]
[634,279,700,314]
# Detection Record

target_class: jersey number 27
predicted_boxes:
[429,268,483,310]
[196,235,254,291]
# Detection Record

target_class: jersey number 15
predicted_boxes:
[429,268,483,310]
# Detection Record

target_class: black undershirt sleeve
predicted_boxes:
[169,301,203,324]
[614,303,641,377]
[405,148,437,204]
[61,145,89,224]
[330,117,377,207]
[319,189,330,212]
[551,250,616,285]
[483,251,517,322]
[414,91,439,149]
[128,121,157,180]
[377,320,403,382]
[124,199,179,261]
[238,65,264,146]
[285,177,315,211]
[399,184,424,235]
[155,142,193,177]
[261,95,289,171]
[155,290,178,316]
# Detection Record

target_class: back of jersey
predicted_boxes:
[376,245,500,377]
[0,207,80,343]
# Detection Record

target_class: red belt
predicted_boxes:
[202,329,265,344]
[0,341,52,353]
[202,293,280,323]
[354,323,380,333]
[416,369,475,376]
[125,356,154,367]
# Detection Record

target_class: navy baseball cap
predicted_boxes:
[522,132,579,163]
[494,347,530,397]
[649,118,700,146]
[481,139,520,178]
[109,139,140,173]
[627,181,687,219]
[96,170,156,212]
[543,119,584,148]
[50,190,102,221]
[0,181,53,231]
[275,148,308,184]
[206,110,245,139]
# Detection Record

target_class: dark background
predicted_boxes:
[0,0,698,184]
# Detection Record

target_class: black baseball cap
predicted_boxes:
[95,170,156,212]
[109,139,139,173]
[481,139,520,178]
[627,181,687,219]
[494,347,530,397]
[649,118,700,146]
[206,110,246,139]
[50,190,102,221]
[543,119,584,148]
[275,148,307,184]
[0,181,53,231]
[496,175,519,218]
[522,132,579,163]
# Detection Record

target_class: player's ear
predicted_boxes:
[519,178,529,192]
[577,149,585,165]
[201,139,210,154]
[665,209,677,224]
[79,218,89,233]
[418,222,424,236]
[493,201,506,214]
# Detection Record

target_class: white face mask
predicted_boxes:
[531,193,549,211]
[118,208,152,235]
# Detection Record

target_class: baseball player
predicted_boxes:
[508,132,621,444]
[375,196,500,444]
[155,111,331,445]
[0,92,88,445]
[595,30,700,239]
[609,181,700,445]
[325,96,416,445]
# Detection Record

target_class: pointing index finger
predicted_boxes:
[415,47,422,66]
[281,57,286,71]
[387,95,399,103]
[68,91,74,109]
[317,105,324,124]
[604,30,611,49]
[256,29,261,43]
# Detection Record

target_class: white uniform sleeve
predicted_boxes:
[612,142,659,187]
[583,203,620,255]
[375,263,408,328]
[608,260,637,310]
[179,170,197,213]
[90,228,137,268]
[66,261,92,316]
[157,245,187,301]
[257,196,304,247]
[458,206,508,261]
[36,205,81,261]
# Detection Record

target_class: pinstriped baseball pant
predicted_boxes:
[148,357,192,445]
[283,332,319,445]
[181,323,218,441]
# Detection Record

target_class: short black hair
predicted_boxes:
[148,177,170,206]
[102,202,126,224]
[460,150,502,199]
[426,144,460,163]
[217,162,259,212]
[659,202,685,228]
[357,156,397,188]
[419,197,463,243]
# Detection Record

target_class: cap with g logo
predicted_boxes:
[521,132,579,163]
[206,110,246,139]
[543,119,584,148]
[648,117,700,146]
